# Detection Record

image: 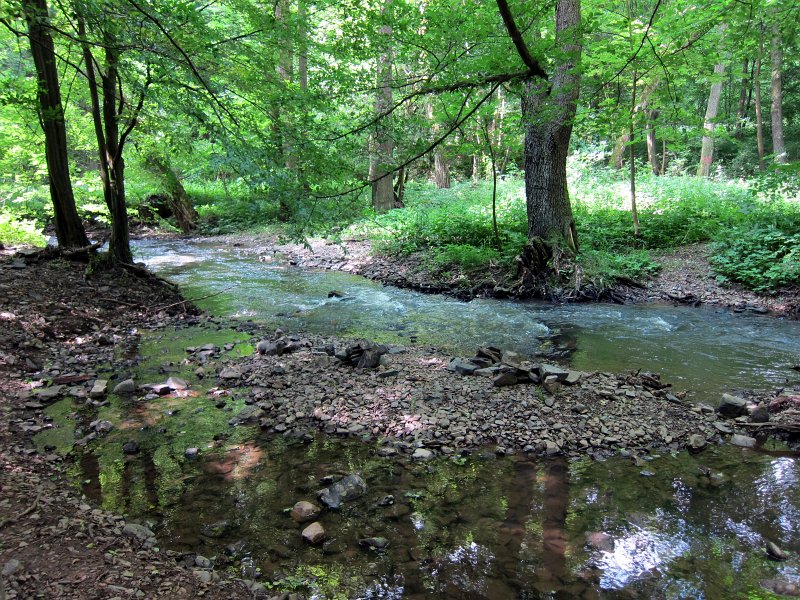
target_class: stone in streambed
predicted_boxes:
[718,393,747,417]
[493,372,517,387]
[290,501,322,523]
[317,474,367,509]
[89,379,108,399]
[447,358,479,376]
[766,540,788,561]
[359,537,390,551]
[166,376,189,391]
[730,434,757,448]
[302,522,326,545]
[686,434,707,453]
[113,379,136,394]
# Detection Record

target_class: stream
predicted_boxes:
[39,238,800,599]
[135,238,800,402]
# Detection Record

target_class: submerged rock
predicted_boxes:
[766,540,788,561]
[318,474,367,509]
[290,501,322,523]
[359,537,390,551]
[302,522,326,545]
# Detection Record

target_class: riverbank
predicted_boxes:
[1,247,798,598]
[240,235,800,318]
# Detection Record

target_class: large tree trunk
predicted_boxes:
[770,21,787,164]
[697,62,726,177]
[371,0,395,212]
[433,152,451,188]
[145,155,199,232]
[22,0,89,249]
[522,0,581,255]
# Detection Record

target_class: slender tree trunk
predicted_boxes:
[697,62,726,177]
[522,0,581,255]
[754,48,766,171]
[645,110,660,175]
[298,0,308,91]
[425,102,451,188]
[770,21,787,164]
[661,139,667,174]
[629,72,640,237]
[22,0,89,249]
[734,58,749,137]
[371,0,395,212]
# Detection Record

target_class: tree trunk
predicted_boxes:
[22,0,89,249]
[371,0,395,212]
[609,133,628,169]
[629,73,640,237]
[80,17,132,264]
[754,45,765,171]
[770,21,787,164]
[734,58,749,137]
[697,62,726,177]
[645,110,660,175]
[433,152,451,189]
[522,0,581,253]
[145,155,199,232]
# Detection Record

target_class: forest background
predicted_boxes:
[0,0,798,293]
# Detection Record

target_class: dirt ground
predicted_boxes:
[0,249,259,599]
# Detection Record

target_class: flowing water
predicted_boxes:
[134,238,800,402]
[36,238,800,599]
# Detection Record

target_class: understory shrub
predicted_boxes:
[710,227,800,291]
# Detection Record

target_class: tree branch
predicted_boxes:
[495,0,548,80]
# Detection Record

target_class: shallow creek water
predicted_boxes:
[134,238,800,402]
[38,239,800,598]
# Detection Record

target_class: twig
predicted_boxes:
[0,493,41,530]
[154,285,238,311]
[98,297,142,307]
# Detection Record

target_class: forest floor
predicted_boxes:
[0,239,797,599]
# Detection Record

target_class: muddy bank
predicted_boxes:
[244,236,800,318]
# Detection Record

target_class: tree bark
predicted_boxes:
[79,17,133,264]
[697,62,726,177]
[609,133,629,169]
[144,155,198,232]
[371,0,395,212]
[754,43,765,171]
[522,0,581,253]
[734,58,749,137]
[22,0,89,249]
[645,110,660,175]
[770,21,787,164]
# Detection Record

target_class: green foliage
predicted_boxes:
[187,181,280,234]
[576,249,661,287]
[0,208,46,246]
[363,179,527,263]
[710,227,800,291]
